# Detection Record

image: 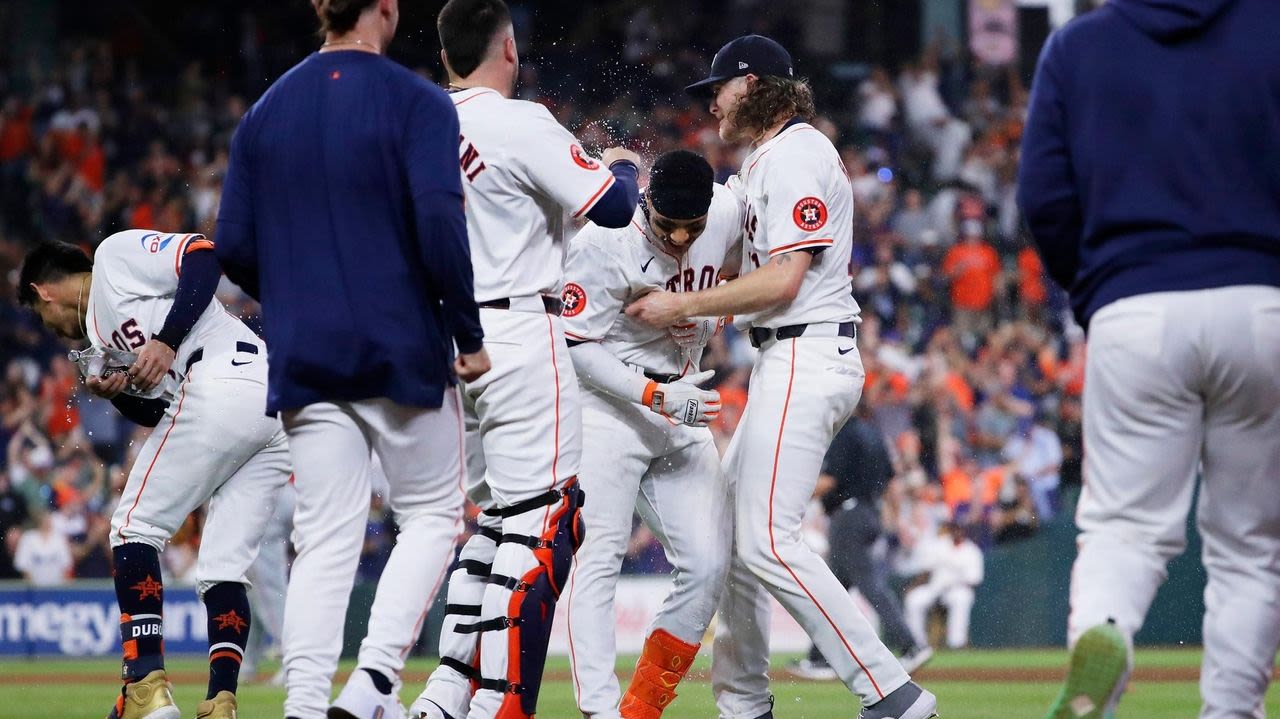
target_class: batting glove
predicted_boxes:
[642,369,721,427]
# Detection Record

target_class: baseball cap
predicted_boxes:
[685,35,794,98]
[648,150,714,220]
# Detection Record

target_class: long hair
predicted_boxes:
[729,75,816,138]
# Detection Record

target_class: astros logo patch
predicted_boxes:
[793,197,827,231]
[570,144,600,171]
[562,282,587,317]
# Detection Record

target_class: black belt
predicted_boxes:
[478,296,563,316]
[184,341,259,372]
[643,371,681,384]
[748,321,856,349]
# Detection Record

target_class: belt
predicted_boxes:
[184,341,259,372]
[749,321,856,349]
[624,362,681,385]
[478,295,563,316]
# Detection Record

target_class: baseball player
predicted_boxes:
[628,35,936,719]
[18,234,291,719]
[1019,1,1280,717]
[399,3,641,719]
[559,150,741,719]
[214,1,488,717]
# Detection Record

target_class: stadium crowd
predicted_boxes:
[0,8,1078,638]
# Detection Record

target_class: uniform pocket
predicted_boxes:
[1088,297,1166,361]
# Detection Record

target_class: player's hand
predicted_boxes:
[601,147,642,168]
[85,372,129,399]
[644,370,720,427]
[626,291,690,328]
[669,317,721,350]
[127,340,176,392]
[455,347,491,383]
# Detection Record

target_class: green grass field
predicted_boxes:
[2,649,1278,718]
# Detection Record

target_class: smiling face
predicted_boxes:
[647,205,708,257]
[709,75,752,143]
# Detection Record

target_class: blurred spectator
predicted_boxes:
[942,222,1001,341]
[904,522,984,649]
[13,512,73,586]
[0,471,30,579]
[990,475,1039,544]
[1002,412,1065,521]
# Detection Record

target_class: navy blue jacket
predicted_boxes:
[1018,0,1280,328]
[216,51,482,413]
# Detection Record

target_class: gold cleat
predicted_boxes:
[111,670,181,719]
[195,690,238,719]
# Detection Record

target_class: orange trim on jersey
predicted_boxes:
[452,88,499,107]
[766,339,885,700]
[118,372,191,541]
[209,651,242,664]
[184,239,215,254]
[564,330,594,341]
[746,125,823,176]
[573,175,616,218]
[768,238,833,257]
[173,234,206,277]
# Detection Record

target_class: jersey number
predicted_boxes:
[459,135,487,183]
[110,319,146,352]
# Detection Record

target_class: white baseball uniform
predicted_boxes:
[85,229,291,596]
[561,187,741,719]
[709,122,911,717]
[412,87,623,719]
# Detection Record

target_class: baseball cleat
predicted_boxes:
[784,657,839,681]
[1044,621,1130,719]
[328,668,408,719]
[860,681,937,719]
[195,690,238,719]
[106,670,182,719]
[899,645,935,675]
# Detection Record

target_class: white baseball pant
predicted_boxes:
[417,306,582,719]
[712,333,909,718]
[109,346,291,597]
[1067,286,1280,719]
[565,388,731,719]
[245,481,295,676]
[280,392,466,719]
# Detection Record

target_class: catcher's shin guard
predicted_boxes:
[420,516,501,719]
[620,629,700,719]
[469,481,585,719]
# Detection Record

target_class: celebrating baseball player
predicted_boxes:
[214,1,488,717]
[18,234,291,719]
[559,149,741,719]
[1020,0,1280,717]
[403,2,641,719]
[627,35,937,719]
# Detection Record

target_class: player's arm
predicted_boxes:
[404,87,487,377]
[127,237,220,391]
[109,394,170,428]
[1017,32,1081,291]
[626,250,810,327]
[214,120,261,300]
[568,343,720,427]
[517,106,640,228]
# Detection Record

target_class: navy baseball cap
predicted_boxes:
[685,35,794,98]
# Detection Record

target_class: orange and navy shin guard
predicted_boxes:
[468,481,584,719]
[619,629,700,719]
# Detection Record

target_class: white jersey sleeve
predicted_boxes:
[561,225,632,342]
[756,148,837,258]
[511,105,618,218]
[94,231,212,299]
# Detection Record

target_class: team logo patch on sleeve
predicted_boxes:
[562,282,588,317]
[793,197,828,231]
[570,144,601,171]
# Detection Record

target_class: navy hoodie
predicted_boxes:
[1018,0,1280,327]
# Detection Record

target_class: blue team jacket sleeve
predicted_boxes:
[214,122,261,301]
[404,90,484,355]
[154,247,219,350]
[584,160,640,228]
[1017,35,1083,292]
